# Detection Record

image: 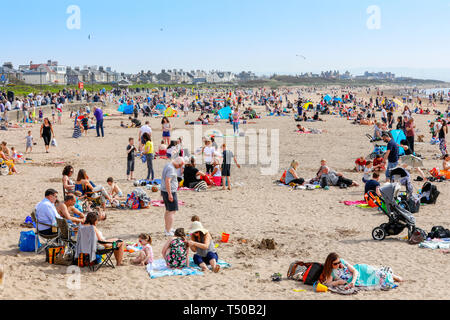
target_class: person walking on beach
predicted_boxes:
[405,118,415,154]
[40,118,54,153]
[93,106,104,137]
[161,117,172,146]
[232,108,240,135]
[161,157,185,236]
[382,132,399,182]
[221,143,241,190]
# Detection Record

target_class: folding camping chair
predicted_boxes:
[75,225,118,272]
[57,218,77,252]
[31,210,62,254]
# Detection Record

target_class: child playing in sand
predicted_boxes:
[158,140,167,156]
[354,156,367,172]
[362,160,373,183]
[162,228,190,269]
[373,154,385,172]
[25,131,33,153]
[132,233,154,266]
[106,177,124,200]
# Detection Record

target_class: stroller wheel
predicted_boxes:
[372,227,386,241]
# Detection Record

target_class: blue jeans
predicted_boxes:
[386,161,398,179]
[233,122,239,134]
[96,120,104,137]
[193,252,218,266]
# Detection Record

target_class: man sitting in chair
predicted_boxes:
[35,189,61,235]
[57,194,86,226]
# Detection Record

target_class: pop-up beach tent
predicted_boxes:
[156,104,166,112]
[218,106,232,120]
[324,95,332,103]
[118,103,134,114]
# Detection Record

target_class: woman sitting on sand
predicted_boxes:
[75,169,113,214]
[319,252,402,290]
[285,160,305,185]
[183,157,208,190]
[62,165,76,195]
[0,143,18,174]
[188,221,220,273]
[84,212,124,266]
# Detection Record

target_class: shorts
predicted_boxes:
[161,191,178,212]
[221,164,231,177]
[162,131,171,137]
[193,252,218,266]
[386,161,398,179]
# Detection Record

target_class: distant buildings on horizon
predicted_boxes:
[0,60,411,86]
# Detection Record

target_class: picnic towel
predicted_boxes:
[342,200,367,206]
[147,258,231,279]
[419,239,450,250]
[151,200,185,207]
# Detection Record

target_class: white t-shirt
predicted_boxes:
[203,146,215,163]
[5,101,11,111]
[213,164,221,177]
[140,125,152,138]
[381,108,387,119]
[363,167,372,181]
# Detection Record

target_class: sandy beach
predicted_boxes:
[0,86,449,300]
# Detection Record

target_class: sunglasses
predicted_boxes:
[332,261,341,266]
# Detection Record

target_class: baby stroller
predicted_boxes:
[367,183,418,241]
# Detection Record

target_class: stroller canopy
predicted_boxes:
[380,183,416,226]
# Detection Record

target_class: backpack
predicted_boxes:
[287,261,310,281]
[420,182,440,204]
[408,228,427,245]
[302,263,324,285]
[427,226,450,239]
[280,171,287,184]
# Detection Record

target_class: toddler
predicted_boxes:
[132,233,154,266]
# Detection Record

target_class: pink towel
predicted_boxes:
[342,200,367,206]
[151,200,185,207]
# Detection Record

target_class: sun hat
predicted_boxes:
[190,221,208,235]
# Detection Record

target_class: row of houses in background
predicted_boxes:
[0,60,400,86]
[0,60,259,86]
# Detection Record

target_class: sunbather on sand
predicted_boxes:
[319,252,402,289]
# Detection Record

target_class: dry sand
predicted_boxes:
[0,87,449,300]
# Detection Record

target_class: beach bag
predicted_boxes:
[287,261,310,281]
[51,138,57,147]
[141,154,147,163]
[427,226,450,239]
[280,171,287,184]
[408,228,427,245]
[77,253,95,267]
[18,230,40,252]
[303,263,324,285]
[45,246,65,264]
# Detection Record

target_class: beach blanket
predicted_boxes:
[419,239,450,250]
[342,200,367,206]
[151,200,185,207]
[147,258,231,279]
[328,284,396,295]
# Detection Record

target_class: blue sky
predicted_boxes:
[3,0,450,80]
